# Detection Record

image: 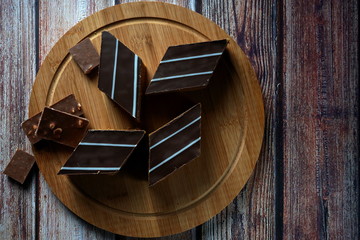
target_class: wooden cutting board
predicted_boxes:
[29,2,264,237]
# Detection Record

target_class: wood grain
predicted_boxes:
[0,0,37,239]
[37,1,117,239]
[282,0,359,239]
[117,0,196,9]
[1,0,358,239]
[200,0,277,239]
[30,2,264,238]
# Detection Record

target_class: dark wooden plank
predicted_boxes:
[37,1,117,239]
[282,0,359,239]
[0,0,37,239]
[199,0,278,239]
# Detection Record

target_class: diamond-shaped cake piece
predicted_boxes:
[98,31,145,121]
[58,130,146,175]
[146,40,228,95]
[149,103,201,186]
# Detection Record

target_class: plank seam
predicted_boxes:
[357,0,360,236]
[195,0,202,14]
[34,1,40,240]
[274,0,284,239]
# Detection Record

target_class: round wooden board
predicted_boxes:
[29,2,264,238]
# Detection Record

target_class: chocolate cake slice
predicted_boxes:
[98,31,145,121]
[149,103,201,186]
[145,40,228,95]
[58,130,146,175]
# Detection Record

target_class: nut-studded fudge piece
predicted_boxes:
[21,94,83,144]
[69,38,100,74]
[3,150,36,184]
[35,107,89,148]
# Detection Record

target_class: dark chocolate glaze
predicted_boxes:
[121,135,149,180]
[58,130,145,175]
[69,38,100,74]
[153,56,220,78]
[98,32,116,97]
[161,39,228,60]
[146,74,211,94]
[21,94,84,144]
[35,107,89,148]
[98,31,144,120]
[149,141,200,186]
[3,150,35,184]
[149,104,201,186]
[81,130,145,145]
[146,40,228,95]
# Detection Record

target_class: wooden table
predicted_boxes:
[1,0,358,239]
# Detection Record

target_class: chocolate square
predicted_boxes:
[3,150,36,184]
[21,94,83,144]
[69,38,100,74]
[35,107,89,148]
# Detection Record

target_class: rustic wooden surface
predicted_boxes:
[200,1,277,239]
[30,2,264,237]
[0,0,358,239]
